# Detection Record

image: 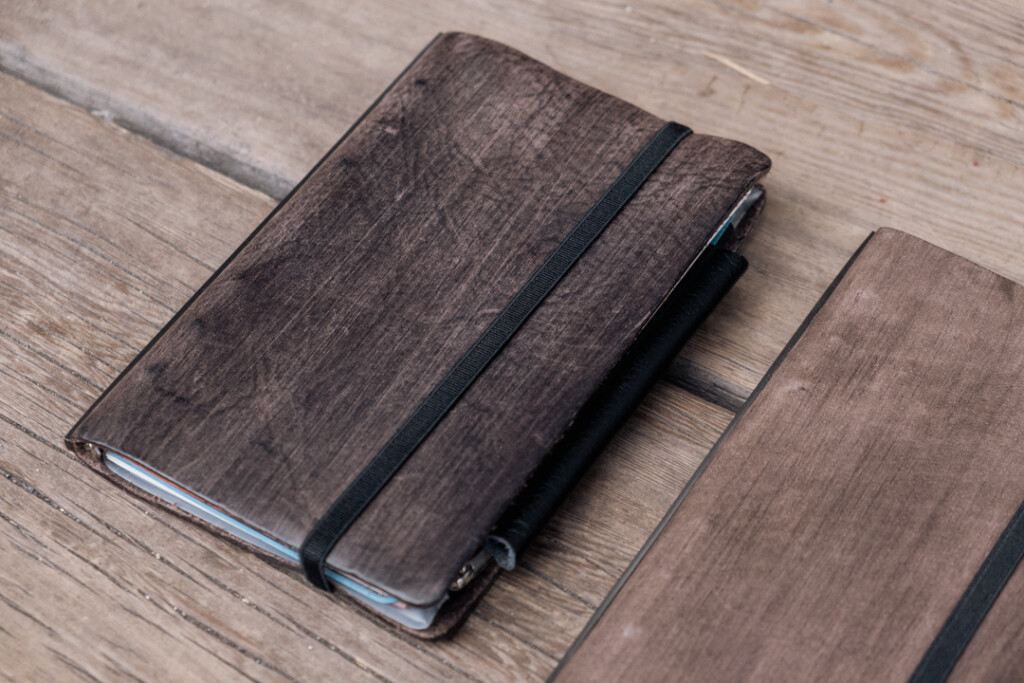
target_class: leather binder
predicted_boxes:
[555,229,1024,680]
[64,32,770,636]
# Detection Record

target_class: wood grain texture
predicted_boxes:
[68,33,768,609]
[2,0,1021,412]
[0,67,735,679]
[557,229,1024,681]
[1,0,1019,193]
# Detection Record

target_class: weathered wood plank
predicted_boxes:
[754,0,1023,110]
[0,70,734,680]
[1,0,1020,197]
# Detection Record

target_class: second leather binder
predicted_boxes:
[555,229,1024,681]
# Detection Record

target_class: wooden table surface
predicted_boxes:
[1,1,1021,680]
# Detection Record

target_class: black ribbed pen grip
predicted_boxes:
[300,122,692,590]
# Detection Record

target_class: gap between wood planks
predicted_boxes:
[0,52,292,200]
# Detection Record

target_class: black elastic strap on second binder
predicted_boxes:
[299,121,693,590]
[909,497,1024,682]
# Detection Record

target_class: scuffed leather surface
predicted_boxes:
[67,32,770,608]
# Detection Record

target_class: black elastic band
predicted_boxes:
[299,121,692,589]
[909,497,1024,682]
